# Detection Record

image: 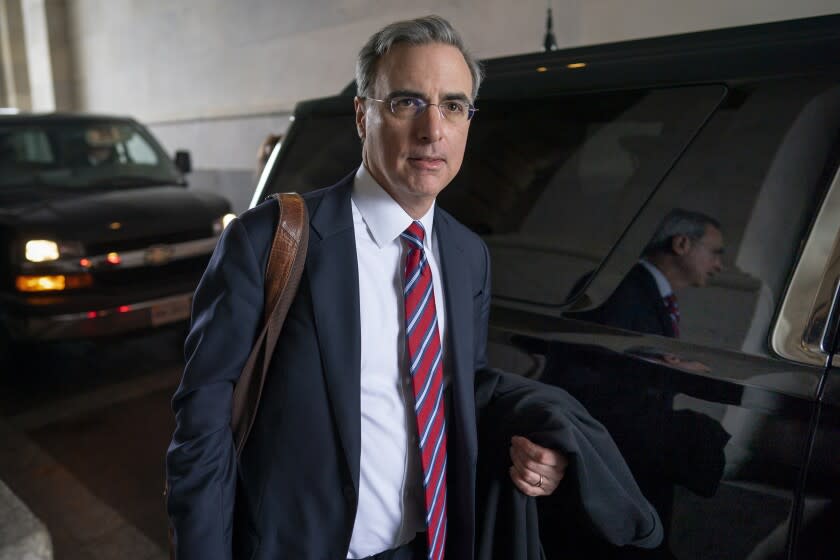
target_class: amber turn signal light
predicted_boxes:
[16,274,93,292]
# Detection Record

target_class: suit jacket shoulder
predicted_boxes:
[569,263,672,337]
[238,173,354,273]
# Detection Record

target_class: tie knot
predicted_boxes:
[402,221,426,249]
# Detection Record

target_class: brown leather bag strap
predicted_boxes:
[168,193,307,559]
[230,192,309,457]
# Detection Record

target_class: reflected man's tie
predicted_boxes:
[663,293,680,338]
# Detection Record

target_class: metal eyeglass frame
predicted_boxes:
[362,96,478,122]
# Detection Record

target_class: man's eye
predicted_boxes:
[444,101,466,113]
[394,97,422,108]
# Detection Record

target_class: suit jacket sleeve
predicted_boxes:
[166,216,267,560]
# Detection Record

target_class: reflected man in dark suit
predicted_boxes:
[569,209,724,338]
[541,209,729,558]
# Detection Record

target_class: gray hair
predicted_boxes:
[355,15,484,101]
[643,209,721,256]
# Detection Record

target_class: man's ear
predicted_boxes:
[354,97,366,141]
[671,235,691,255]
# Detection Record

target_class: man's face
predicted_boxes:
[679,225,724,287]
[354,42,474,214]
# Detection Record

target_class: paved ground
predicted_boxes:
[0,327,184,559]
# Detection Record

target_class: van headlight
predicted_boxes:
[23,239,84,262]
[213,213,237,234]
[25,240,60,262]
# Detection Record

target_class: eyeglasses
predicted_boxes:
[362,95,478,122]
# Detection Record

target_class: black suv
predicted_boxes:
[255,15,840,560]
[0,113,232,345]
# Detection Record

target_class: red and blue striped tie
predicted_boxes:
[401,221,447,560]
[663,293,680,338]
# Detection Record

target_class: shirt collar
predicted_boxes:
[639,259,673,298]
[352,164,436,250]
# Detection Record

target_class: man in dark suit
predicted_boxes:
[166,16,572,560]
[569,209,724,338]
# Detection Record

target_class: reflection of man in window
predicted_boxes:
[570,209,724,338]
[543,209,730,558]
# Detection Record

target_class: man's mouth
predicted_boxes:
[408,156,446,170]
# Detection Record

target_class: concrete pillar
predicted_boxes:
[0,0,32,110]
[6,0,75,112]
[43,0,74,110]
[20,0,55,111]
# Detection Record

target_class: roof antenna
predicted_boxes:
[543,3,559,52]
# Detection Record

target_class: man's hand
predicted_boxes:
[509,435,568,496]
[661,353,712,373]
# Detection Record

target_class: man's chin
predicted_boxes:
[405,178,450,198]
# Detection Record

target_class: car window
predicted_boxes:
[0,128,54,164]
[264,86,725,310]
[569,79,840,358]
[446,86,725,306]
[0,119,179,189]
[123,130,161,165]
[262,113,361,197]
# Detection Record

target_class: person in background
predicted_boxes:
[256,133,283,172]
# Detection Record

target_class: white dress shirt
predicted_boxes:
[347,165,448,558]
[639,258,673,299]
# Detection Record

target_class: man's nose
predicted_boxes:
[415,104,444,142]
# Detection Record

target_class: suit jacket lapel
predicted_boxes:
[307,175,362,491]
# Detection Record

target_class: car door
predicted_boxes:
[773,155,840,560]
[488,76,840,559]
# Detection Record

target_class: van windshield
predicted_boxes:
[0,119,181,191]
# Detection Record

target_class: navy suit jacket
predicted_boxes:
[166,174,663,559]
[167,173,495,559]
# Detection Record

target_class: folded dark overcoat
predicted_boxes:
[474,369,663,560]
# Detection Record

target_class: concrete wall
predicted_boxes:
[45,1,840,211]
[63,1,840,120]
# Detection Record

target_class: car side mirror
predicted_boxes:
[174,150,192,174]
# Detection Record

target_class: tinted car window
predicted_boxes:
[266,86,725,309]
[571,79,840,356]
[453,86,724,306]
[0,119,179,190]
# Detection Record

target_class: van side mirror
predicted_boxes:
[174,150,192,174]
